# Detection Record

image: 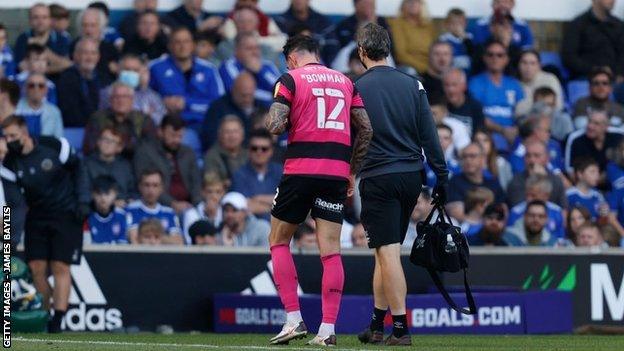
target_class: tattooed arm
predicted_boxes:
[266,102,290,135]
[349,107,373,175]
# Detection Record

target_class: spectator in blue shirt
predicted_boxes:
[13,4,71,67]
[0,24,16,80]
[439,8,474,73]
[126,169,184,245]
[49,4,72,42]
[424,124,461,187]
[508,174,565,239]
[566,158,607,220]
[469,40,524,153]
[15,73,63,139]
[468,203,509,246]
[470,0,534,49]
[509,114,564,174]
[461,187,495,237]
[87,175,128,244]
[149,27,225,132]
[219,33,280,107]
[607,139,624,191]
[14,44,57,105]
[231,129,282,221]
[504,200,558,247]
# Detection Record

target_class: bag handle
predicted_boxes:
[427,268,477,315]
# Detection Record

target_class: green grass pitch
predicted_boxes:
[10,333,624,350]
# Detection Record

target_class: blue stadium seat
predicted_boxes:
[540,51,569,82]
[567,80,589,107]
[182,128,202,157]
[63,127,85,154]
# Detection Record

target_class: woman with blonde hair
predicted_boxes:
[389,0,434,74]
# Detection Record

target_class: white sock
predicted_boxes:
[286,311,303,325]
[317,323,335,338]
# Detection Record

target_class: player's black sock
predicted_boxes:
[48,310,66,333]
[391,314,408,338]
[369,307,386,332]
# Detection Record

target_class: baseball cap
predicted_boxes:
[188,220,217,238]
[221,192,248,211]
[484,203,505,220]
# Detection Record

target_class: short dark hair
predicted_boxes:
[518,117,538,139]
[428,94,448,107]
[589,66,614,84]
[0,23,5,32]
[519,49,541,64]
[0,79,20,107]
[1,115,27,129]
[526,200,547,214]
[91,175,118,193]
[87,2,110,17]
[248,128,273,144]
[282,34,320,58]
[138,9,160,22]
[533,86,556,100]
[25,43,46,59]
[170,26,193,40]
[160,114,186,130]
[49,4,70,19]
[139,168,163,183]
[447,8,466,18]
[356,22,391,61]
[573,157,599,174]
[288,23,313,38]
[195,30,221,46]
[484,40,507,54]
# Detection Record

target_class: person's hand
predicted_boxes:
[164,96,185,113]
[198,16,223,32]
[347,174,356,197]
[528,163,547,176]
[432,183,448,206]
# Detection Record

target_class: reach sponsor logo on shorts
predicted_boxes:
[314,198,343,213]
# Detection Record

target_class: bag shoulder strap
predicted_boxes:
[427,268,477,315]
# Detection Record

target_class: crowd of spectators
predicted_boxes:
[0,0,623,249]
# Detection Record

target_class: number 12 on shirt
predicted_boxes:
[313,88,345,130]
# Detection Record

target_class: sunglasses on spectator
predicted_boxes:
[486,51,506,58]
[250,145,270,152]
[27,82,46,89]
[591,80,610,87]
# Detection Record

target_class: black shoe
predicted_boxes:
[47,320,62,334]
[357,328,384,345]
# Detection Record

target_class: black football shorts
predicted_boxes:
[359,171,422,248]
[271,175,348,225]
[25,212,83,265]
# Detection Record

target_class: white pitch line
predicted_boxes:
[13,337,380,351]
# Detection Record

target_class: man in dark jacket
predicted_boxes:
[57,38,108,127]
[561,0,624,80]
[134,114,201,213]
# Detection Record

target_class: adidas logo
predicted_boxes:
[49,256,123,331]
[241,260,304,296]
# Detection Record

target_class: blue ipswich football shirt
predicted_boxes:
[509,139,564,174]
[125,200,182,237]
[508,201,564,238]
[566,187,605,220]
[87,208,128,244]
[470,16,534,49]
[607,162,624,191]
[608,189,624,226]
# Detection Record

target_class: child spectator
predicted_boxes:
[14,44,57,104]
[566,158,607,220]
[85,175,128,244]
[188,220,218,245]
[575,223,608,248]
[532,87,573,142]
[439,8,473,73]
[137,218,165,245]
[195,30,222,66]
[0,24,15,79]
[461,187,495,237]
[183,172,226,243]
[49,4,71,40]
[82,127,137,205]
